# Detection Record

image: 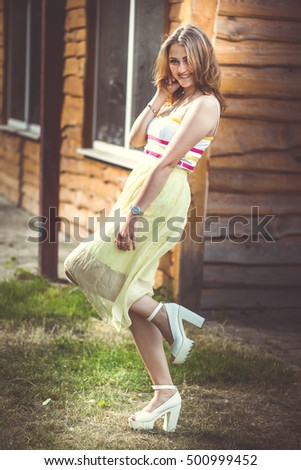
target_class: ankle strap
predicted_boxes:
[147,302,163,322]
[152,385,177,390]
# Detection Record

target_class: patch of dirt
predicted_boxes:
[203,319,301,369]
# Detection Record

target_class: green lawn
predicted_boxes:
[0,270,300,450]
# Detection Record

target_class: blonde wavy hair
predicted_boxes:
[154,24,226,112]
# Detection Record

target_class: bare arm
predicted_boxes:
[129,78,180,147]
[131,96,219,213]
[128,90,167,147]
[116,96,219,251]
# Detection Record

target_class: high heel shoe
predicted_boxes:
[147,302,205,364]
[128,385,181,432]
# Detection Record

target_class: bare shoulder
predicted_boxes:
[179,94,220,137]
[184,94,219,123]
[192,94,220,112]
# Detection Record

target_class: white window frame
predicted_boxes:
[78,0,144,169]
[4,0,41,138]
[93,0,136,148]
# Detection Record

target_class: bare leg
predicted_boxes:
[128,307,176,417]
[130,294,173,345]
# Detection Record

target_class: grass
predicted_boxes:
[0,271,300,450]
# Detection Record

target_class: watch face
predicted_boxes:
[132,206,140,215]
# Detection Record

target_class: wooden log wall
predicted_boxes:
[0,134,22,205]
[202,0,301,314]
[0,132,40,213]
[21,140,40,214]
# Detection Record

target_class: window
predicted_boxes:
[93,0,165,151]
[6,0,41,133]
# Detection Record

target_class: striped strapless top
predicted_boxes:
[144,110,216,173]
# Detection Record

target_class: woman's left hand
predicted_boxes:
[115,216,138,251]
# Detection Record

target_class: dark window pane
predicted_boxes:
[95,0,130,145]
[7,0,27,121]
[29,0,41,124]
[132,0,164,125]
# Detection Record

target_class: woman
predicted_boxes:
[64,24,225,432]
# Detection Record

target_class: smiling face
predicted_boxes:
[168,42,195,89]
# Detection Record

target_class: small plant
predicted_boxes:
[14,268,42,281]
[3,255,18,268]
[153,284,174,302]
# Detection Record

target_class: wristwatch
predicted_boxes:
[130,205,144,216]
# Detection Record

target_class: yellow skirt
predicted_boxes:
[64,158,191,331]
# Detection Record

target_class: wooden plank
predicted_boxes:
[61,95,84,128]
[60,155,106,178]
[218,0,301,21]
[200,287,301,309]
[223,97,301,123]
[215,38,301,66]
[202,215,301,240]
[59,186,109,213]
[22,138,39,154]
[1,173,19,191]
[208,169,301,193]
[22,183,39,201]
[60,156,129,188]
[202,265,301,287]
[60,172,121,199]
[0,153,21,169]
[203,239,301,265]
[210,149,301,174]
[66,0,85,9]
[211,118,301,155]
[63,76,84,98]
[21,195,39,215]
[207,191,301,216]
[183,0,220,39]
[201,307,300,318]
[64,40,86,58]
[217,15,301,43]
[65,8,86,31]
[220,66,301,98]
[0,161,19,178]
[169,2,184,22]
[0,184,19,204]
[23,156,39,174]
[22,172,39,187]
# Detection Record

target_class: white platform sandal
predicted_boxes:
[147,302,205,364]
[129,385,181,432]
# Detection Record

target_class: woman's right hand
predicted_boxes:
[129,77,180,147]
[158,76,181,99]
